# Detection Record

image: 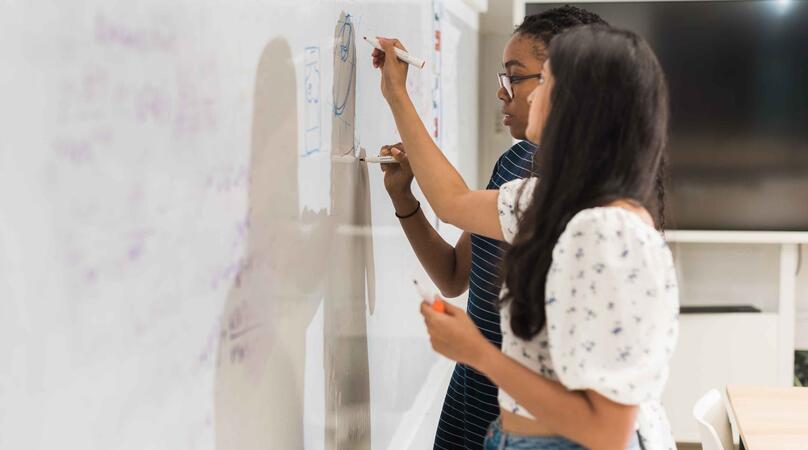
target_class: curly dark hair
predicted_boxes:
[514,5,608,60]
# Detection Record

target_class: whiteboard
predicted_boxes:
[0,1,480,449]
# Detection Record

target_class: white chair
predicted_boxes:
[692,389,734,450]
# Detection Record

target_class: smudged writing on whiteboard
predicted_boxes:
[303,46,321,157]
[94,13,177,51]
[56,62,220,139]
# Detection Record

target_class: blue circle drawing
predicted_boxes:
[333,14,355,117]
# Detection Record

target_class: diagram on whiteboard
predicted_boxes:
[332,11,356,157]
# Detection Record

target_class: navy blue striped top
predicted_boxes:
[433,141,536,450]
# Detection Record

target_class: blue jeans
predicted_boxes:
[483,417,641,450]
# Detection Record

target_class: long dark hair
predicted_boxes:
[500,25,670,340]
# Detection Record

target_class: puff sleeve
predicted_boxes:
[544,209,679,405]
[497,177,538,244]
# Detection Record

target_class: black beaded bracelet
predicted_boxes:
[395,200,421,219]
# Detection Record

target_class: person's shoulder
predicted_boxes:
[497,177,540,243]
[506,139,536,153]
[494,141,536,180]
[559,206,667,251]
[499,140,536,164]
[486,141,535,189]
[500,176,538,195]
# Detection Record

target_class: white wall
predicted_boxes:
[477,0,517,187]
[674,243,808,350]
[443,0,482,190]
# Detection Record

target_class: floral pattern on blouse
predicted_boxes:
[496,178,680,450]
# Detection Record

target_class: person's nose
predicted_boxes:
[497,85,510,104]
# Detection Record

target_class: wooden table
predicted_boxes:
[725,385,808,450]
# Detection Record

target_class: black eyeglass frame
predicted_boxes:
[497,72,544,99]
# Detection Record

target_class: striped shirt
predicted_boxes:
[433,141,536,450]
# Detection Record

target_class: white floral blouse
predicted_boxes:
[496,178,679,450]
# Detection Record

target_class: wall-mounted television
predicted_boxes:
[526,1,808,231]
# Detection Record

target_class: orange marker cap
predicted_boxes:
[431,297,445,313]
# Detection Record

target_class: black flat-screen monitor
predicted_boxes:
[526,1,808,231]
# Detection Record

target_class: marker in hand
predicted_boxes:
[364,36,426,69]
[413,279,445,313]
[359,155,400,164]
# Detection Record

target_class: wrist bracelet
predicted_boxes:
[395,200,421,219]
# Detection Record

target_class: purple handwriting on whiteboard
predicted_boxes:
[210,256,252,291]
[213,298,267,369]
[51,138,94,164]
[51,128,113,164]
[94,14,176,52]
[57,62,220,138]
[204,166,248,193]
[126,229,154,262]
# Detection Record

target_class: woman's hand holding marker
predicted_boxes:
[414,280,494,367]
[420,299,494,367]
[371,37,410,103]
[379,143,413,195]
[428,296,445,313]
[413,279,445,312]
[364,37,425,68]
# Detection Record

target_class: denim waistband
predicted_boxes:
[484,417,640,450]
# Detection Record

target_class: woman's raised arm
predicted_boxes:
[373,37,503,241]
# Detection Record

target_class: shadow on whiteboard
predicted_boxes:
[213,35,324,450]
[214,16,376,448]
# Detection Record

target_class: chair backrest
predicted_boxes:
[692,389,734,450]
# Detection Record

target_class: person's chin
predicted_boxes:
[508,124,528,141]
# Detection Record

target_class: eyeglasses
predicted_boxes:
[497,72,544,99]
